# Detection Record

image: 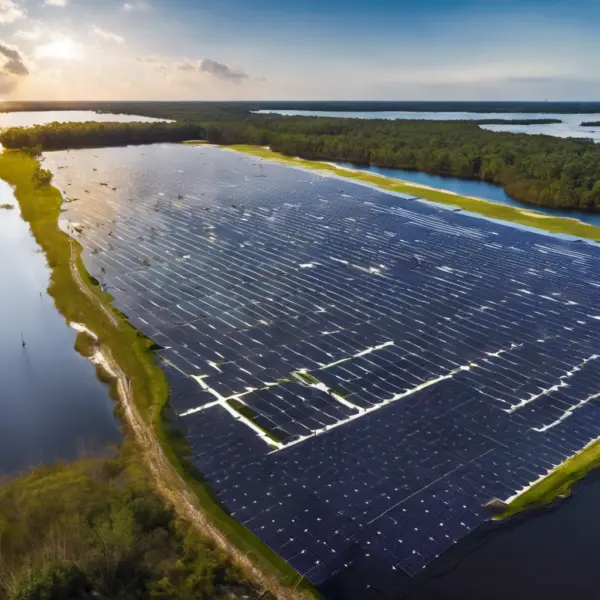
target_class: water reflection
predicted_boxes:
[338,162,600,227]
[0,180,121,476]
[0,110,169,129]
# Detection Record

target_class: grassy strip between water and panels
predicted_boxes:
[0,150,318,598]
[228,145,600,242]
[498,438,600,519]
[228,143,600,517]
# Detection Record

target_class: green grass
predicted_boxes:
[293,371,319,386]
[183,139,209,145]
[0,150,317,598]
[73,331,96,358]
[226,399,282,445]
[498,438,600,519]
[229,145,600,241]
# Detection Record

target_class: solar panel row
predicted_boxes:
[47,144,600,584]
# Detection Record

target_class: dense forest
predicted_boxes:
[203,116,600,211]
[3,100,600,114]
[0,121,204,151]
[2,103,600,211]
[0,450,262,600]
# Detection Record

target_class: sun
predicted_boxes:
[35,37,83,61]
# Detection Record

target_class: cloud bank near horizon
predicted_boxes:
[0,0,599,100]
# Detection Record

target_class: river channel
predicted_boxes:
[0,180,120,477]
[337,162,600,227]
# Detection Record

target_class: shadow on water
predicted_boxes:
[0,179,121,477]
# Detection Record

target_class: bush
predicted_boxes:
[12,564,89,600]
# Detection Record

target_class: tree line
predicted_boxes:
[201,115,600,211]
[2,107,600,211]
[3,100,600,115]
[0,121,205,151]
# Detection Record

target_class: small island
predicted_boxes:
[0,202,14,209]
[581,121,600,127]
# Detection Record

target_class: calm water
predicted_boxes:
[0,110,168,129]
[337,162,600,227]
[254,110,600,142]
[0,180,121,477]
[325,469,600,600]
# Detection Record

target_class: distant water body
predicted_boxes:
[0,180,121,477]
[0,110,169,129]
[254,110,600,142]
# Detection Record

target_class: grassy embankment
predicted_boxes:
[229,143,600,517]
[0,150,317,599]
[498,440,600,518]
[229,145,600,242]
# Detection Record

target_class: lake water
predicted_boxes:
[0,110,169,129]
[325,468,600,600]
[0,180,121,477]
[254,110,600,142]
[337,162,600,227]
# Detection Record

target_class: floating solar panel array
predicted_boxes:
[47,144,600,584]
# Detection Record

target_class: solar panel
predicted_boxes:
[49,143,600,584]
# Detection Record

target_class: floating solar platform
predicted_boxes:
[47,144,600,585]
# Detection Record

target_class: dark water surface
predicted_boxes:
[0,180,121,477]
[338,162,600,227]
[323,470,600,599]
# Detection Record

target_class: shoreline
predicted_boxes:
[323,162,570,220]
[0,149,314,600]
[229,145,600,241]
[228,143,600,518]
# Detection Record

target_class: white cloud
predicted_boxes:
[0,0,24,23]
[14,24,44,41]
[35,36,83,60]
[44,0,67,6]
[91,26,125,45]
[123,1,151,10]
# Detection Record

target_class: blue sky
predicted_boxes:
[0,0,599,100]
